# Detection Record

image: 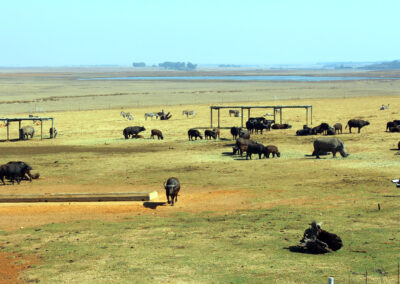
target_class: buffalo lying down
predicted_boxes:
[0,161,40,185]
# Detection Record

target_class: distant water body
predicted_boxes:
[80,75,399,82]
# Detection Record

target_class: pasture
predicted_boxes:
[0,70,400,283]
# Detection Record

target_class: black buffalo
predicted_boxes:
[188,129,203,140]
[123,126,146,139]
[346,119,370,133]
[230,127,242,140]
[204,129,217,140]
[246,144,265,160]
[164,177,180,206]
[0,161,39,185]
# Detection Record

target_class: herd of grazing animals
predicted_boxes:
[6,108,400,210]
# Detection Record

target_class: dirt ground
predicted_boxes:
[0,252,37,284]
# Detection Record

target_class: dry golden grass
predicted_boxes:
[0,70,400,283]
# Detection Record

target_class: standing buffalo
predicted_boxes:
[164,177,180,206]
[188,129,203,140]
[0,161,39,185]
[150,129,164,140]
[204,130,217,140]
[264,145,280,158]
[246,144,265,160]
[230,127,242,140]
[123,126,146,139]
[333,123,342,134]
[239,129,251,139]
[49,127,58,138]
[313,137,349,159]
[19,126,35,140]
[346,119,370,133]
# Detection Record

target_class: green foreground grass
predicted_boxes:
[1,203,400,283]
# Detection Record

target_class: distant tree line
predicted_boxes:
[132,62,146,67]
[158,62,197,70]
[218,64,241,68]
[361,60,400,70]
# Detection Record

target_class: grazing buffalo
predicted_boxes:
[320,123,330,135]
[204,129,217,140]
[272,123,292,130]
[123,126,146,139]
[333,123,342,134]
[239,129,251,139]
[164,177,180,206]
[346,119,369,133]
[230,127,242,140]
[246,144,265,160]
[19,126,35,140]
[264,145,280,158]
[212,128,220,139]
[234,138,257,156]
[311,125,324,135]
[188,129,203,140]
[0,161,39,185]
[49,127,58,138]
[150,129,164,140]
[313,137,349,159]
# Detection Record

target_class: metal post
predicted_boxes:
[241,108,244,127]
[51,118,54,139]
[280,108,282,124]
[311,106,313,125]
[248,108,250,120]
[217,108,220,128]
[210,107,213,128]
[18,120,21,133]
[40,119,43,140]
[306,107,309,126]
[273,108,276,122]
[6,121,9,141]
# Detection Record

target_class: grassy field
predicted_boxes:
[0,69,400,283]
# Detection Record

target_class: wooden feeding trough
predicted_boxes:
[0,191,158,203]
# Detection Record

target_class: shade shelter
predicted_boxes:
[0,117,55,140]
[210,105,312,129]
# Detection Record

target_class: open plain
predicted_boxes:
[0,69,400,283]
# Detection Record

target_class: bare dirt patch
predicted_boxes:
[0,252,37,284]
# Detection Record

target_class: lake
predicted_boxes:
[80,75,399,82]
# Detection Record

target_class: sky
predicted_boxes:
[1,0,399,66]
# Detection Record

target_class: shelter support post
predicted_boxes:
[248,108,250,120]
[241,108,244,127]
[273,108,276,123]
[51,119,54,139]
[306,107,309,126]
[6,121,9,141]
[311,106,313,125]
[217,108,220,128]
[280,108,282,124]
[210,108,213,128]
[40,119,43,140]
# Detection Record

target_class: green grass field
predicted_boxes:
[0,69,400,283]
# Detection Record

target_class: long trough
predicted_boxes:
[0,191,158,203]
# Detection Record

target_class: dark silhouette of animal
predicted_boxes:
[234,138,257,156]
[386,120,400,131]
[213,128,220,139]
[164,177,180,206]
[123,126,146,139]
[264,145,280,158]
[230,127,242,140]
[320,123,330,135]
[19,126,35,140]
[345,119,370,133]
[313,137,349,159]
[150,129,164,140]
[311,125,323,135]
[133,135,143,139]
[49,127,58,138]
[398,141,400,150]
[246,118,273,134]
[188,129,203,140]
[296,125,313,136]
[246,144,265,160]
[0,161,39,185]
[326,127,335,135]
[204,129,217,140]
[239,129,251,139]
[272,123,292,129]
[229,110,240,117]
[389,126,400,132]
[333,123,342,134]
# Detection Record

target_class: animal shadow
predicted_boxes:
[143,202,166,209]
[284,246,314,254]
[222,152,234,156]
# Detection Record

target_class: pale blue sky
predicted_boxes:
[1,0,399,66]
